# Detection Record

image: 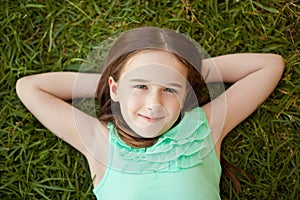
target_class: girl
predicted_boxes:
[16,27,284,199]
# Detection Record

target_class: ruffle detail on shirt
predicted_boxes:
[108,107,213,174]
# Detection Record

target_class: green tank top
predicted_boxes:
[93,107,221,200]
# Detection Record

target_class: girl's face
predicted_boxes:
[109,50,188,138]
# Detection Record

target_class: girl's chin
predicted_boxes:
[128,125,164,138]
[124,116,174,138]
[130,123,174,139]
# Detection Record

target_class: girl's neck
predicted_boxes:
[116,126,159,148]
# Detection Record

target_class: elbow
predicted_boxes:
[274,55,285,88]
[16,76,33,99]
[275,54,285,77]
[16,77,26,99]
[268,54,285,78]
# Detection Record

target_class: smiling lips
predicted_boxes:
[138,114,164,122]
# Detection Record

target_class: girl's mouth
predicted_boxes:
[138,114,164,122]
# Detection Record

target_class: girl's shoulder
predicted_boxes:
[82,119,110,152]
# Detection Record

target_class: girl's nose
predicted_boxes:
[146,91,163,110]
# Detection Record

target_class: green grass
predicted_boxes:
[1,0,299,199]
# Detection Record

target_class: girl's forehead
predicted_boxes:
[119,64,187,87]
[121,50,188,78]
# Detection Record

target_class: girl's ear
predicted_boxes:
[108,76,119,102]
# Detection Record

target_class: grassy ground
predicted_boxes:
[1,0,299,199]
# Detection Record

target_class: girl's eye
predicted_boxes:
[134,85,147,90]
[164,88,177,93]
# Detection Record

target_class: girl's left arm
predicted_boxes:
[202,53,285,150]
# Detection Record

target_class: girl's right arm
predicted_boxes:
[16,72,103,155]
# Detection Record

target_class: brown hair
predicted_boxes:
[96,26,208,147]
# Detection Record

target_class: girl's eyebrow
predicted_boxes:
[129,78,184,88]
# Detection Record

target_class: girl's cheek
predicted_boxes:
[127,92,144,108]
[165,93,184,107]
